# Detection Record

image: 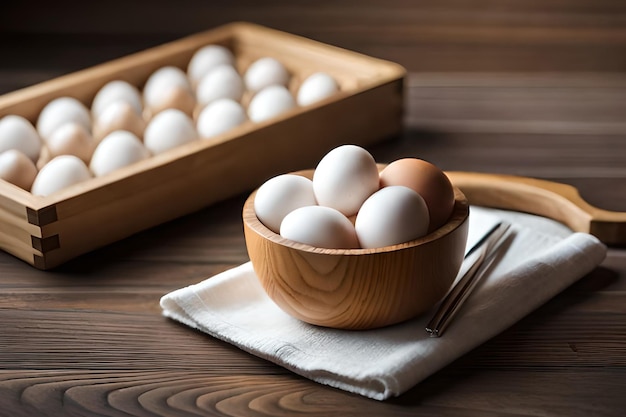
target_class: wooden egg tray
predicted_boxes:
[0,22,405,269]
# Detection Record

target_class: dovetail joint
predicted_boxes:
[31,234,60,253]
[27,206,58,226]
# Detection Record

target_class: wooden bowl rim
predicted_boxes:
[243,169,469,256]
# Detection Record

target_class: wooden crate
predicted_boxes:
[0,22,405,269]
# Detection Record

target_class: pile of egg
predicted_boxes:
[253,144,456,249]
[0,45,341,196]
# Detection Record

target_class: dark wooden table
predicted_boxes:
[2,3,626,415]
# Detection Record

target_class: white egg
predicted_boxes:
[355,186,430,249]
[244,57,290,93]
[247,85,296,123]
[280,205,359,249]
[253,174,317,234]
[31,155,92,196]
[89,130,150,177]
[36,97,91,141]
[0,115,42,161]
[93,101,146,142]
[297,72,340,106]
[142,66,192,112]
[143,108,198,155]
[312,144,380,217]
[46,122,94,163]
[196,98,247,139]
[196,64,245,107]
[91,80,142,117]
[187,45,236,86]
[0,149,38,191]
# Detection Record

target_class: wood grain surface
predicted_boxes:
[2,0,626,75]
[1,2,626,416]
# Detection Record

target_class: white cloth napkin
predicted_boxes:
[160,207,607,401]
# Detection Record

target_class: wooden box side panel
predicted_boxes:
[0,181,46,266]
[0,208,42,266]
[0,181,43,216]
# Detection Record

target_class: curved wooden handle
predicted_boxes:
[445,171,626,246]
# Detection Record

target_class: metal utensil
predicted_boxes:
[426,221,511,337]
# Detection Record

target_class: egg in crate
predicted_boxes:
[195,64,245,107]
[187,44,236,87]
[142,66,195,118]
[0,149,38,191]
[91,80,143,118]
[44,122,94,164]
[143,109,198,155]
[89,131,150,177]
[247,85,296,123]
[31,155,92,197]
[196,98,248,139]
[296,72,340,106]
[36,97,91,142]
[0,115,42,162]
[244,57,290,93]
[92,101,146,143]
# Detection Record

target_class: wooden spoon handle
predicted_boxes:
[446,171,626,246]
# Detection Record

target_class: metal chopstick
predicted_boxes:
[425,221,511,337]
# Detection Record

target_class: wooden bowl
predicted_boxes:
[242,169,470,330]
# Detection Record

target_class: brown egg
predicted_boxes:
[93,101,146,143]
[0,149,38,191]
[144,86,196,120]
[46,122,95,163]
[379,158,455,232]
